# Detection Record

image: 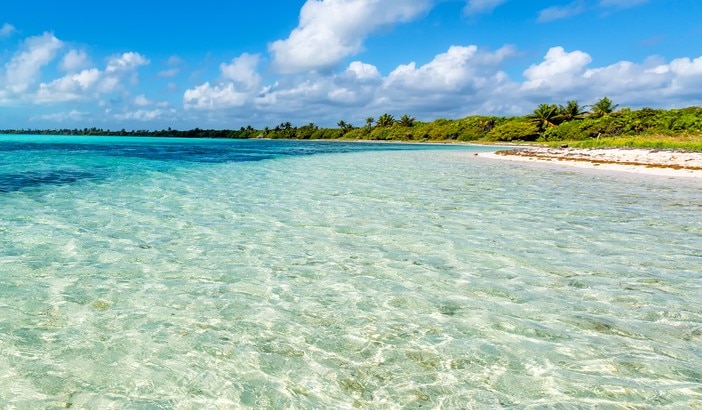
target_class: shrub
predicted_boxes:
[540,120,590,141]
[486,120,539,141]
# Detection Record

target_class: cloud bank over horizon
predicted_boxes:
[0,0,700,129]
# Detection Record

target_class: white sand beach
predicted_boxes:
[477,147,702,178]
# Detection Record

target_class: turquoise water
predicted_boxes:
[1,136,701,408]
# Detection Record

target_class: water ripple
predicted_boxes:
[0,139,700,407]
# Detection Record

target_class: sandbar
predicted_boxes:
[476,146,702,178]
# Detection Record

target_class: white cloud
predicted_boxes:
[35,68,101,102]
[134,94,152,106]
[115,108,174,121]
[183,53,262,110]
[184,82,250,109]
[522,47,592,91]
[669,56,702,77]
[255,60,384,112]
[0,33,147,109]
[384,45,515,92]
[538,2,586,22]
[0,23,16,37]
[269,0,431,73]
[254,44,520,123]
[106,52,149,73]
[96,76,120,93]
[661,57,702,96]
[60,49,91,72]
[220,53,261,90]
[464,0,508,15]
[374,45,518,116]
[251,45,702,124]
[4,32,64,93]
[343,61,381,82]
[581,60,670,99]
[35,109,88,122]
[516,46,702,108]
[254,44,702,123]
[32,49,149,104]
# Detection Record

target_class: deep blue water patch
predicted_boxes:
[0,136,474,193]
[0,170,94,192]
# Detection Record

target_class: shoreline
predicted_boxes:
[476,146,702,178]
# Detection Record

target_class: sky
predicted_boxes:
[1,0,701,130]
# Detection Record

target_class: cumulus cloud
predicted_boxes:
[269,0,431,73]
[33,50,149,103]
[669,56,702,77]
[220,53,261,90]
[256,60,382,113]
[60,49,91,72]
[522,46,592,91]
[183,82,250,109]
[106,52,149,73]
[464,0,508,15]
[253,43,702,123]
[4,32,64,93]
[253,45,702,123]
[35,68,101,103]
[581,60,671,101]
[253,44,521,123]
[183,53,262,110]
[658,56,702,97]
[134,94,152,106]
[517,46,702,108]
[384,45,515,92]
[375,45,518,115]
[346,61,380,81]
[0,23,16,37]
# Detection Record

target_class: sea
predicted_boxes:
[0,135,700,408]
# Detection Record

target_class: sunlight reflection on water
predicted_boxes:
[0,137,700,407]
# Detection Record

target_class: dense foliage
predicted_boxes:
[2,98,701,150]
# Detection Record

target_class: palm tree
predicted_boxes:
[376,113,395,127]
[337,120,353,133]
[558,100,587,122]
[365,117,375,129]
[590,97,619,118]
[527,103,560,131]
[398,114,415,127]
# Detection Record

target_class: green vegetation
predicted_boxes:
[2,98,701,150]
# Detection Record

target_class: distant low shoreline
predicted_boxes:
[477,147,702,178]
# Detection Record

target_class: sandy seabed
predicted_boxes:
[477,146,702,178]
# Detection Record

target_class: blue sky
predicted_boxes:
[1,0,701,130]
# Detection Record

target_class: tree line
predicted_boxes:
[2,98,701,143]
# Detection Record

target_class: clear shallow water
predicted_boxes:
[0,135,701,408]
